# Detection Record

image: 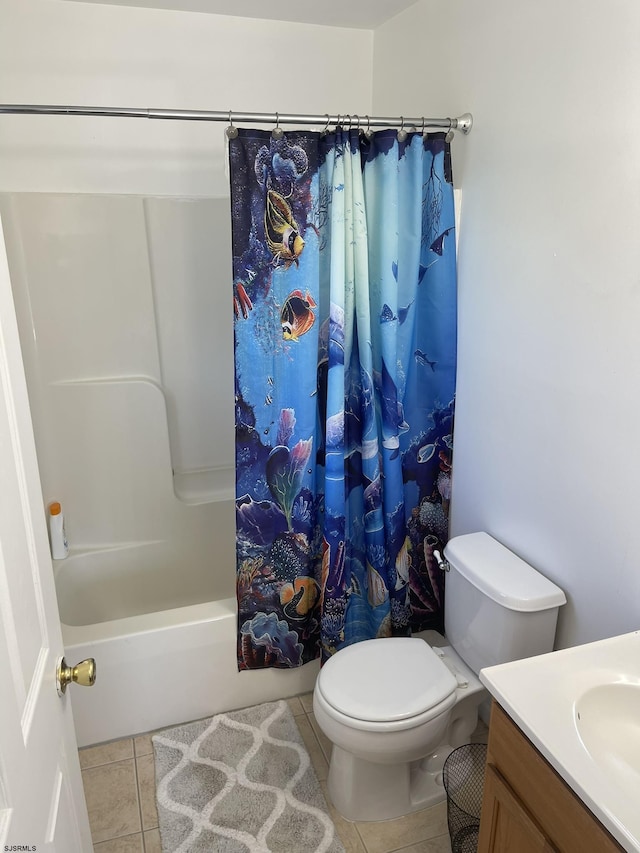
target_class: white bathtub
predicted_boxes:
[56,542,320,747]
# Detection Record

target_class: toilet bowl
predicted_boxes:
[313,636,484,821]
[312,532,567,822]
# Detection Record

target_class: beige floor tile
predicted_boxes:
[295,714,329,781]
[320,781,367,853]
[143,828,162,853]
[80,738,133,770]
[93,833,144,852]
[287,695,306,717]
[389,834,452,853]
[299,691,314,713]
[426,834,453,853]
[308,711,333,763]
[356,801,448,853]
[136,753,159,830]
[133,733,154,757]
[82,759,141,844]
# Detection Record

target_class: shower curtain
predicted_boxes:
[230,127,457,670]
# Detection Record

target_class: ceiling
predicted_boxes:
[61,0,419,28]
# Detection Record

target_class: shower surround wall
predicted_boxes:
[2,192,236,575]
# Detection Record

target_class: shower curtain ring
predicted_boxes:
[397,116,408,143]
[445,117,455,143]
[226,110,238,139]
[365,115,373,140]
[421,116,427,138]
[321,113,330,136]
[272,112,284,140]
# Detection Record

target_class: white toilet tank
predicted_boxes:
[443,532,566,675]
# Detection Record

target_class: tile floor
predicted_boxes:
[80,692,489,853]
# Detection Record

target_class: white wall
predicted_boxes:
[374,0,640,649]
[0,0,373,195]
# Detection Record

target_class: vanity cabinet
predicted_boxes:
[477,702,624,853]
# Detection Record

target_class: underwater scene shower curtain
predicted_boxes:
[230,127,457,670]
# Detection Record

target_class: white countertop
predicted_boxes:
[480,630,640,853]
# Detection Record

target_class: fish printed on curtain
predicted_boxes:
[230,127,457,670]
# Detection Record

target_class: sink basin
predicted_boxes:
[576,683,640,789]
[479,630,640,852]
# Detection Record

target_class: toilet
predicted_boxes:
[313,531,566,822]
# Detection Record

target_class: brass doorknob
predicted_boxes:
[57,657,96,695]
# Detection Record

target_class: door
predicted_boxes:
[0,218,92,850]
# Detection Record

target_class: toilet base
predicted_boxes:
[327,743,457,822]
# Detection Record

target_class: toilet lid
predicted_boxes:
[317,637,457,723]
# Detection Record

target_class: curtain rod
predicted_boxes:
[0,104,473,134]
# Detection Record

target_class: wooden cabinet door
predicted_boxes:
[478,763,557,853]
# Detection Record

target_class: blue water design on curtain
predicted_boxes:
[230,128,457,670]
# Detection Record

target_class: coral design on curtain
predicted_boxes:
[230,127,457,670]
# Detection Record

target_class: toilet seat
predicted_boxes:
[316,637,458,731]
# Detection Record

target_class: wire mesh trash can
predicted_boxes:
[442,742,488,853]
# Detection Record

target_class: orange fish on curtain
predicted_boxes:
[281,289,316,341]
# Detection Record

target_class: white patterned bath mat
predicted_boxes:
[152,699,345,853]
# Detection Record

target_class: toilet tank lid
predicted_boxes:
[443,532,566,612]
